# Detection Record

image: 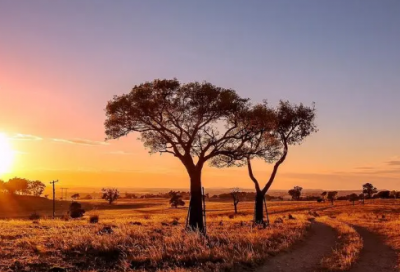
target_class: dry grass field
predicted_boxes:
[0,197,400,272]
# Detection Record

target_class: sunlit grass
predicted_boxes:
[0,212,309,271]
[317,216,362,271]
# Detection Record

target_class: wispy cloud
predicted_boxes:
[387,160,400,166]
[9,133,42,141]
[354,166,375,170]
[52,138,109,146]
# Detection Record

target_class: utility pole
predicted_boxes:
[50,180,58,219]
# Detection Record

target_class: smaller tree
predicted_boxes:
[358,193,365,205]
[71,193,80,200]
[288,186,303,201]
[102,188,120,204]
[321,191,327,202]
[231,188,241,214]
[349,193,359,205]
[390,190,398,199]
[363,183,377,199]
[327,191,338,205]
[169,191,185,208]
[69,202,85,218]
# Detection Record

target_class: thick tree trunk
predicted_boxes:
[188,170,204,232]
[234,203,238,214]
[254,192,265,224]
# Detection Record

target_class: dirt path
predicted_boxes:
[349,226,397,272]
[256,221,336,272]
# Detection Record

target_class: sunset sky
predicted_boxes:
[1,1,400,190]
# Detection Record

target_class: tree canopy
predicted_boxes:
[105,79,262,165]
[104,79,271,231]
[288,186,303,201]
[363,183,377,199]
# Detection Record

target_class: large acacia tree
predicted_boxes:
[105,79,260,232]
[242,101,317,224]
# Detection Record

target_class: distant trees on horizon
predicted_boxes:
[0,178,45,196]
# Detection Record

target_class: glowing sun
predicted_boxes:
[0,133,14,174]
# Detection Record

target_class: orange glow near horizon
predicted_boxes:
[0,133,14,175]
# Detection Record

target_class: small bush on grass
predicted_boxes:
[69,202,85,218]
[29,212,40,220]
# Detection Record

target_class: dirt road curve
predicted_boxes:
[256,221,336,272]
[349,226,397,272]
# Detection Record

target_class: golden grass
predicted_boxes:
[320,200,400,270]
[317,216,362,271]
[0,211,310,271]
[2,198,400,271]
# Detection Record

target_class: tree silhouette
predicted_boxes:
[102,188,119,204]
[320,191,327,202]
[5,178,29,195]
[169,191,185,208]
[231,188,241,214]
[229,101,317,224]
[327,191,338,205]
[288,186,303,201]
[105,79,262,232]
[363,183,377,199]
[349,193,359,205]
[28,180,46,196]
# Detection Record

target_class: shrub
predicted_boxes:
[29,212,40,220]
[69,202,85,218]
[89,214,99,224]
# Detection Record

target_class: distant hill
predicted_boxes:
[0,193,92,219]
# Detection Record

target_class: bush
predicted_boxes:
[29,212,40,220]
[89,214,99,224]
[69,202,85,218]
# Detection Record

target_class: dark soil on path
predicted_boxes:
[256,221,336,272]
[349,226,397,272]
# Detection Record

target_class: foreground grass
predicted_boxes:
[0,213,309,272]
[316,216,362,271]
